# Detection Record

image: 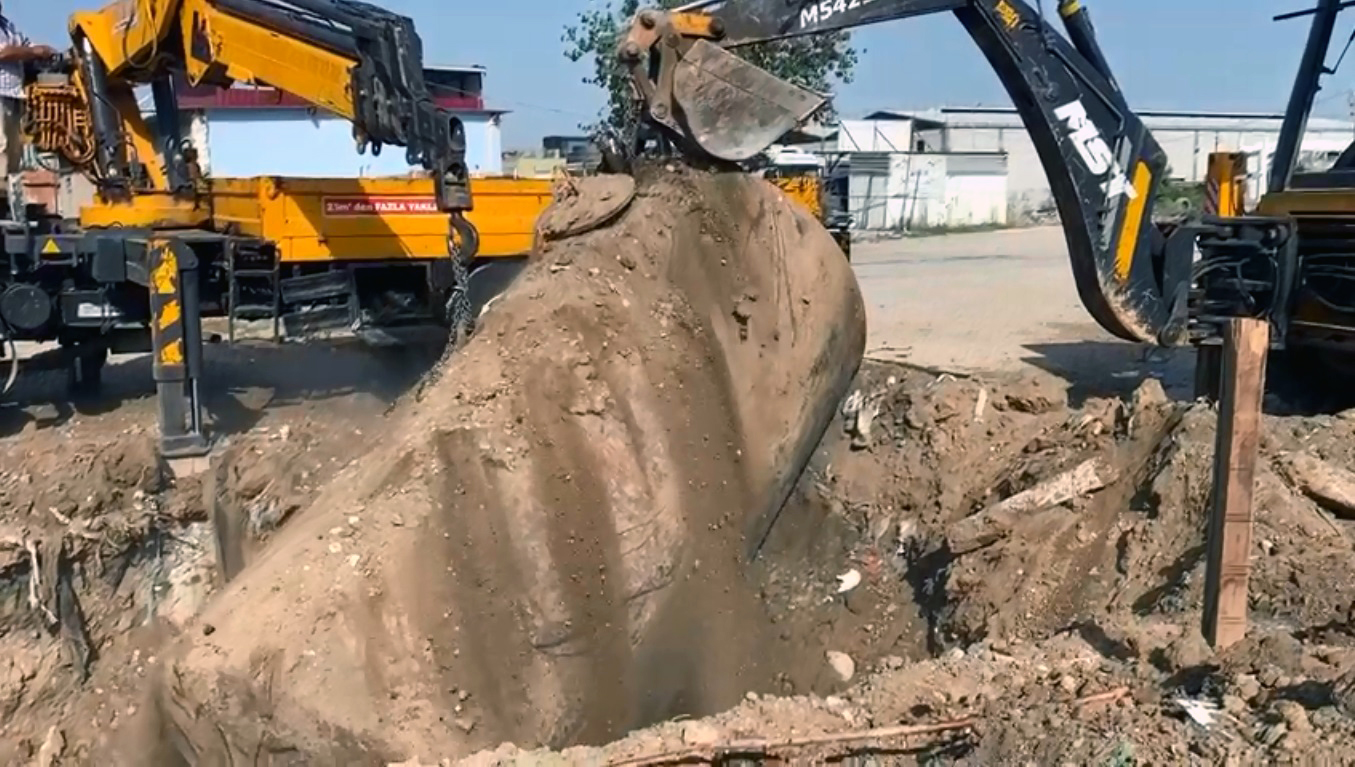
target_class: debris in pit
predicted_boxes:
[835,569,861,594]
[948,457,1118,554]
[604,719,978,767]
[34,725,64,767]
[1174,696,1222,729]
[994,374,1068,415]
[840,389,880,450]
[1275,451,1355,519]
[55,542,95,681]
[733,293,757,341]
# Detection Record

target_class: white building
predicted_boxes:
[843,151,1008,231]
[844,107,1355,223]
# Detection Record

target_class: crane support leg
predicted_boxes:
[146,237,208,458]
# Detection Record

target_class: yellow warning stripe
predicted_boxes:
[157,299,181,331]
[1114,161,1152,283]
[159,339,184,366]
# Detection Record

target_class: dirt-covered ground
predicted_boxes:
[16,351,1355,765]
[8,179,1355,763]
[0,333,441,764]
[449,361,1355,766]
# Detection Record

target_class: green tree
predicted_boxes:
[562,0,858,143]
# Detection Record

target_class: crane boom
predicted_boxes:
[54,0,472,227]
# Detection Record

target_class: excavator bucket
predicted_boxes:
[673,40,826,162]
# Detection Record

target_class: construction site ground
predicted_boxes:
[6,213,1355,765]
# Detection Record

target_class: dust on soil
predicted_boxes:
[9,170,1355,765]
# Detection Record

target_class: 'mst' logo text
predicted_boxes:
[1054,100,1135,201]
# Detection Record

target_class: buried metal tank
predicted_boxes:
[133,166,867,764]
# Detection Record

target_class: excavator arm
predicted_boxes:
[53,0,472,233]
[618,0,1195,347]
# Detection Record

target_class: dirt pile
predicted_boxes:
[446,361,1355,765]
[0,408,368,765]
[113,166,866,764]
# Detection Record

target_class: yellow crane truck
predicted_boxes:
[2,0,540,456]
[760,146,852,260]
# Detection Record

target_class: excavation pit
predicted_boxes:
[12,170,1355,765]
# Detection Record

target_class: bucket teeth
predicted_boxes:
[672,40,826,162]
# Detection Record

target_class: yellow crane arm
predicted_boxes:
[73,0,356,117]
[47,0,473,230]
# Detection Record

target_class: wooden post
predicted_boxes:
[1202,317,1269,650]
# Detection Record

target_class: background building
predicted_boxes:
[822,107,1355,227]
[502,135,602,178]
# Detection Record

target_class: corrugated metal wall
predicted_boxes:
[837,119,914,152]
[846,152,1007,231]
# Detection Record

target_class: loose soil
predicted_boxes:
[455,362,1355,765]
[8,167,1355,765]
[0,335,436,765]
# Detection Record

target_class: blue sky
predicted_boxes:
[9,0,1355,149]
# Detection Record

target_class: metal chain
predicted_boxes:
[445,213,476,350]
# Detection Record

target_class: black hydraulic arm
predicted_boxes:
[632,0,1186,346]
[208,0,471,212]
[71,0,473,216]
[1270,0,1343,194]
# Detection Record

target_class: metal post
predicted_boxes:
[147,238,209,458]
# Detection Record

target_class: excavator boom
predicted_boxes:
[620,0,1188,347]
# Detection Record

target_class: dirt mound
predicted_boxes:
[123,166,866,763]
[801,361,1355,655]
[18,170,1355,764]
[0,417,368,764]
[0,333,425,765]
